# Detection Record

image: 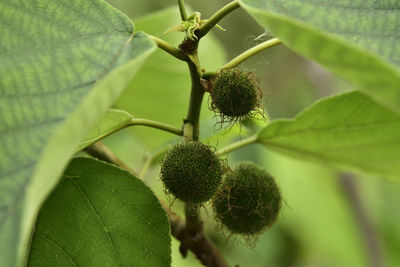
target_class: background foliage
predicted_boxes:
[1,0,399,266]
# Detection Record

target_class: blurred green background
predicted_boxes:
[103,1,400,266]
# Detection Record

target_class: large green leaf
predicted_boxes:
[115,6,226,148]
[27,157,170,267]
[239,0,400,109]
[0,1,155,265]
[257,91,400,178]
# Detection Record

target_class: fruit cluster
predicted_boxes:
[161,69,281,239]
[161,142,281,237]
[160,68,280,238]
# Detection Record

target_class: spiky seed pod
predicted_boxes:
[212,162,281,235]
[211,69,262,122]
[160,142,223,204]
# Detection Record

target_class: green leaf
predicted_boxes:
[27,157,171,267]
[77,109,134,151]
[257,91,400,178]
[239,0,400,109]
[115,6,226,148]
[0,1,155,265]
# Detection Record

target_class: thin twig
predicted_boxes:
[178,0,188,21]
[149,35,188,61]
[216,135,258,156]
[196,0,240,39]
[129,119,183,136]
[202,38,282,78]
[84,142,139,176]
[79,117,182,151]
[222,38,281,69]
[85,142,231,267]
[339,173,383,267]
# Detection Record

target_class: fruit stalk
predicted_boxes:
[184,58,204,141]
[185,203,203,233]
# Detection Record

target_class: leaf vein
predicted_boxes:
[68,178,122,267]
[33,232,79,266]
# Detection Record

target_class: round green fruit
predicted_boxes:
[160,142,223,203]
[212,162,281,235]
[211,69,261,119]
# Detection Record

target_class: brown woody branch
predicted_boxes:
[84,142,231,267]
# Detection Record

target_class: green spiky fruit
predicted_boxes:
[211,69,261,119]
[161,142,223,203]
[212,162,281,235]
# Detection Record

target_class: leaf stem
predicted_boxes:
[196,0,240,39]
[129,118,183,136]
[202,38,282,78]
[178,0,188,20]
[149,35,188,61]
[216,135,258,156]
[79,118,182,150]
[223,37,282,69]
